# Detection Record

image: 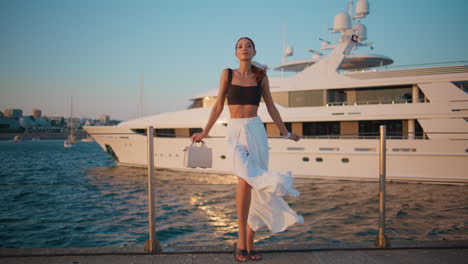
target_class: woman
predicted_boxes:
[191,37,303,262]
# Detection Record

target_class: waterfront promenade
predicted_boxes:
[1,248,467,264]
[2,241,467,264]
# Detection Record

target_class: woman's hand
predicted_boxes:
[191,131,208,143]
[287,132,301,142]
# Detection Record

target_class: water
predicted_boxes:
[0,140,467,249]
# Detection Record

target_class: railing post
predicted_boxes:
[144,126,161,252]
[375,125,390,248]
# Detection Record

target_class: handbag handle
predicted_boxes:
[184,141,207,151]
[190,141,207,147]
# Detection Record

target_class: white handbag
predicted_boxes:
[183,141,212,168]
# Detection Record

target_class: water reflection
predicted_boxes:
[84,166,468,248]
[2,138,466,249]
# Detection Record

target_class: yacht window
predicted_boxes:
[155,128,176,137]
[327,89,347,105]
[285,122,292,132]
[131,128,146,135]
[359,120,403,138]
[355,148,376,152]
[414,120,424,138]
[265,122,290,137]
[320,147,340,151]
[452,81,468,94]
[356,86,412,104]
[303,121,340,137]
[289,90,324,107]
[202,97,217,107]
[188,99,203,109]
[269,92,290,106]
[189,128,202,136]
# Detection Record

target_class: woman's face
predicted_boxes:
[235,38,256,61]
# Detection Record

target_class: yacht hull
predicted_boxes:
[84,126,468,183]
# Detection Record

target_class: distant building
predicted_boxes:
[100,115,110,125]
[19,116,36,128]
[4,109,22,119]
[35,118,50,127]
[33,109,42,119]
[0,117,20,129]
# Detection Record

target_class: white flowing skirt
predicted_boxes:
[227,116,303,233]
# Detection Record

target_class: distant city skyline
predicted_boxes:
[1,107,114,121]
[1,0,467,121]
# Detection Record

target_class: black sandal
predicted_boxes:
[234,247,248,262]
[248,250,263,261]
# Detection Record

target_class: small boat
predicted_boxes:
[68,135,78,144]
[81,136,94,142]
[64,140,72,148]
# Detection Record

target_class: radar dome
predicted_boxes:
[356,0,369,17]
[284,46,294,56]
[352,23,367,41]
[333,12,351,33]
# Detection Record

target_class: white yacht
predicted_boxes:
[84,0,468,183]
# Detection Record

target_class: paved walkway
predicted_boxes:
[2,241,468,264]
[1,248,467,264]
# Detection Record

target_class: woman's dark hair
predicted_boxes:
[235,37,266,82]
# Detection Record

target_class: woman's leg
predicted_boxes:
[246,225,255,250]
[236,176,251,261]
[247,225,262,260]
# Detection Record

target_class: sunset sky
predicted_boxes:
[1,0,467,121]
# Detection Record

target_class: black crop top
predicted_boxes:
[227,68,262,106]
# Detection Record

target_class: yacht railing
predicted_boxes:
[340,60,468,74]
[325,98,425,106]
[268,60,468,78]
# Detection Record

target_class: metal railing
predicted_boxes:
[2,130,466,140]
[0,127,466,253]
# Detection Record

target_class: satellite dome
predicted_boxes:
[284,46,294,56]
[333,12,351,33]
[352,23,367,41]
[356,0,370,17]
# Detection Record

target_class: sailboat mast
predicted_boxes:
[349,0,353,17]
[70,96,73,138]
[139,72,144,117]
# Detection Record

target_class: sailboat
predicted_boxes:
[64,96,77,148]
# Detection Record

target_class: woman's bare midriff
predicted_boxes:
[228,105,259,118]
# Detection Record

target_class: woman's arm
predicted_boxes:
[191,69,229,142]
[261,75,300,141]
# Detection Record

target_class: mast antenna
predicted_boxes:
[139,72,144,117]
